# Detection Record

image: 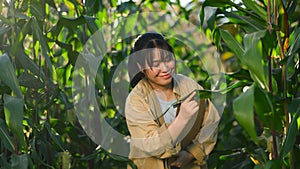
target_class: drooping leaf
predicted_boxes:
[45,122,65,151]
[84,15,98,34]
[10,154,28,169]
[112,13,138,44]
[279,98,300,159]
[254,86,281,131]
[287,28,300,57]
[4,94,24,147]
[223,11,266,31]
[233,84,258,144]
[0,14,14,26]
[242,0,267,20]
[243,30,268,89]
[50,16,86,38]
[220,29,245,60]
[31,18,53,75]
[30,0,43,20]
[0,153,10,168]
[287,0,299,17]
[10,18,32,56]
[0,26,11,36]
[0,53,22,97]
[18,72,44,89]
[0,119,15,152]
[202,0,236,9]
[15,51,46,81]
[45,0,57,9]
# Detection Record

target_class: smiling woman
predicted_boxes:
[125,32,220,169]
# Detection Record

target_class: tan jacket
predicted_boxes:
[125,74,220,169]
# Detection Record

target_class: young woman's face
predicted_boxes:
[144,49,175,89]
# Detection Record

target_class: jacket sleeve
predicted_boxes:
[185,99,220,165]
[125,92,180,159]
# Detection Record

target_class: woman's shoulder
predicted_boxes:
[173,74,203,92]
[127,79,151,100]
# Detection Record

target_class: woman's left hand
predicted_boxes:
[170,150,194,168]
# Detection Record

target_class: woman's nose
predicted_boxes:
[159,62,169,71]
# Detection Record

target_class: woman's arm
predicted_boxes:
[126,93,178,158]
[126,91,200,159]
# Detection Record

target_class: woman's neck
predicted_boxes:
[150,83,175,101]
[154,89,175,101]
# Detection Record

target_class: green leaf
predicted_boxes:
[0,119,15,152]
[0,14,14,26]
[31,18,53,75]
[0,53,22,97]
[233,84,258,144]
[202,0,236,8]
[16,51,46,81]
[254,160,281,169]
[279,98,300,159]
[287,0,299,17]
[4,95,24,147]
[11,154,28,169]
[18,72,44,89]
[50,16,86,38]
[45,122,65,151]
[10,18,32,56]
[242,0,267,20]
[197,81,249,99]
[30,0,43,20]
[212,28,221,49]
[0,26,11,36]
[84,15,98,34]
[220,29,245,59]
[0,153,10,168]
[242,30,268,89]
[287,28,300,57]
[254,86,281,131]
[112,13,138,44]
[223,11,265,31]
[9,19,46,80]
[45,0,57,9]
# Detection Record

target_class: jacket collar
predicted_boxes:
[134,74,183,126]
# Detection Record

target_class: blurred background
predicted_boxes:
[0,0,299,168]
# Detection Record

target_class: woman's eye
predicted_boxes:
[165,57,171,62]
[164,55,173,62]
[152,61,160,67]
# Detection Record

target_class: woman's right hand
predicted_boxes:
[177,91,199,121]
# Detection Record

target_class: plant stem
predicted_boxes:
[14,135,18,155]
[272,0,280,160]
[274,0,292,167]
[267,0,272,34]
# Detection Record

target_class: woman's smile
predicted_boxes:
[159,73,171,79]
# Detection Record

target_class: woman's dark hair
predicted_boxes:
[128,32,174,88]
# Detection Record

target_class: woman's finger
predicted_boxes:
[183,91,196,103]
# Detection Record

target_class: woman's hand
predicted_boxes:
[177,91,199,121]
[168,91,199,143]
[170,150,194,168]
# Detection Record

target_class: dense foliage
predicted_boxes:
[0,0,299,168]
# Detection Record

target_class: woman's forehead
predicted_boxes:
[149,48,172,58]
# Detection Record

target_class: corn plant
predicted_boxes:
[201,0,300,168]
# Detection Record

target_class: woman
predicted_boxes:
[125,32,220,169]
